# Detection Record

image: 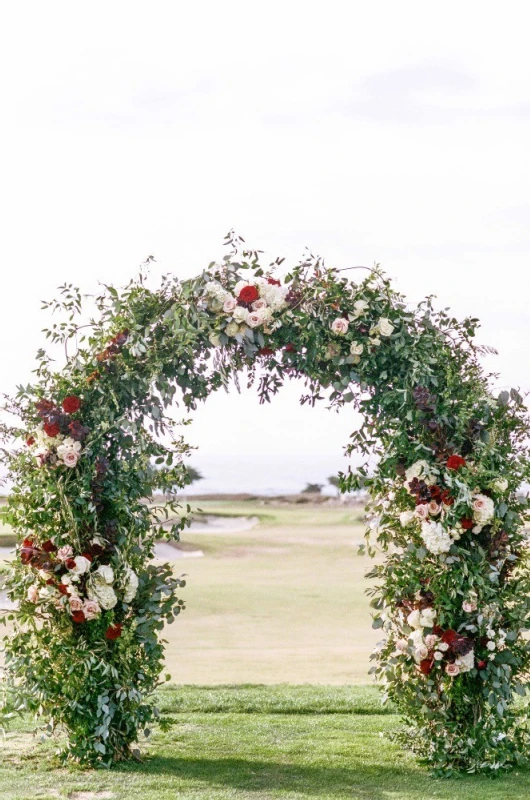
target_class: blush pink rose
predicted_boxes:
[62,451,79,468]
[223,297,237,313]
[445,663,460,677]
[415,504,429,520]
[428,501,441,516]
[69,596,83,612]
[462,600,477,613]
[26,585,39,603]
[82,599,101,620]
[247,312,263,328]
[252,298,268,311]
[57,545,74,562]
[331,318,349,335]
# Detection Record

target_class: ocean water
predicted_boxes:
[187,452,364,496]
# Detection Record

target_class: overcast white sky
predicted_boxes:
[1,2,529,490]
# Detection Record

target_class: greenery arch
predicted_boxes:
[1,235,530,774]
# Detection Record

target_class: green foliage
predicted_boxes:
[1,236,529,773]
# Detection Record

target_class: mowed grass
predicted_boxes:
[2,686,530,800]
[0,499,379,683]
[163,500,380,684]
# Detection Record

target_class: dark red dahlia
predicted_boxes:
[461,518,474,530]
[238,285,259,304]
[58,583,70,596]
[62,395,82,414]
[441,629,459,645]
[41,540,57,553]
[440,489,454,506]
[419,659,434,675]
[65,558,77,570]
[105,623,122,640]
[81,552,93,562]
[72,610,86,624]
[446,455,466,471]
[43,421,61,438]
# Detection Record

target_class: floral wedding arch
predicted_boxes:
[1,234,530,774]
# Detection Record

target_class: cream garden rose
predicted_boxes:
[331,317,349,335]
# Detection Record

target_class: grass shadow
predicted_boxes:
[115,754,530,799]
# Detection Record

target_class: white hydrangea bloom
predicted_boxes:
[421,520,453,555]
[405,460,435,485]
[87,581,118,610]
[123,567,139,603]
[455,649,475,673]
[94,565,114,585]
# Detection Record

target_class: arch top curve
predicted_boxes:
[2,237,530,773]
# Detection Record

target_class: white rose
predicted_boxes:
[331,317,349,335]
[350,342,363,356]
[487,641,496,651]
[222,297,237,313]
[438,642,449,652]
[69,555,92,576]
[369,337,381,346]
[395,638,408,652]
[407,609,422,629]
[233,307,249,324]
[399,510,415,527]
[492,478,508,494]
[419,607,436,628]
[352,299,369,318]
[56,438,82,456]
[94,565,114,585]
[376,318,394,337]
[225,321,240,337]
[433,650,444,661]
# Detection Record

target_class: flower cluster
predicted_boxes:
[22,535,138,634]
[204,274,288,339]
[27,395,88,469]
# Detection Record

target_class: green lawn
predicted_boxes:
[2,686,530,800]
